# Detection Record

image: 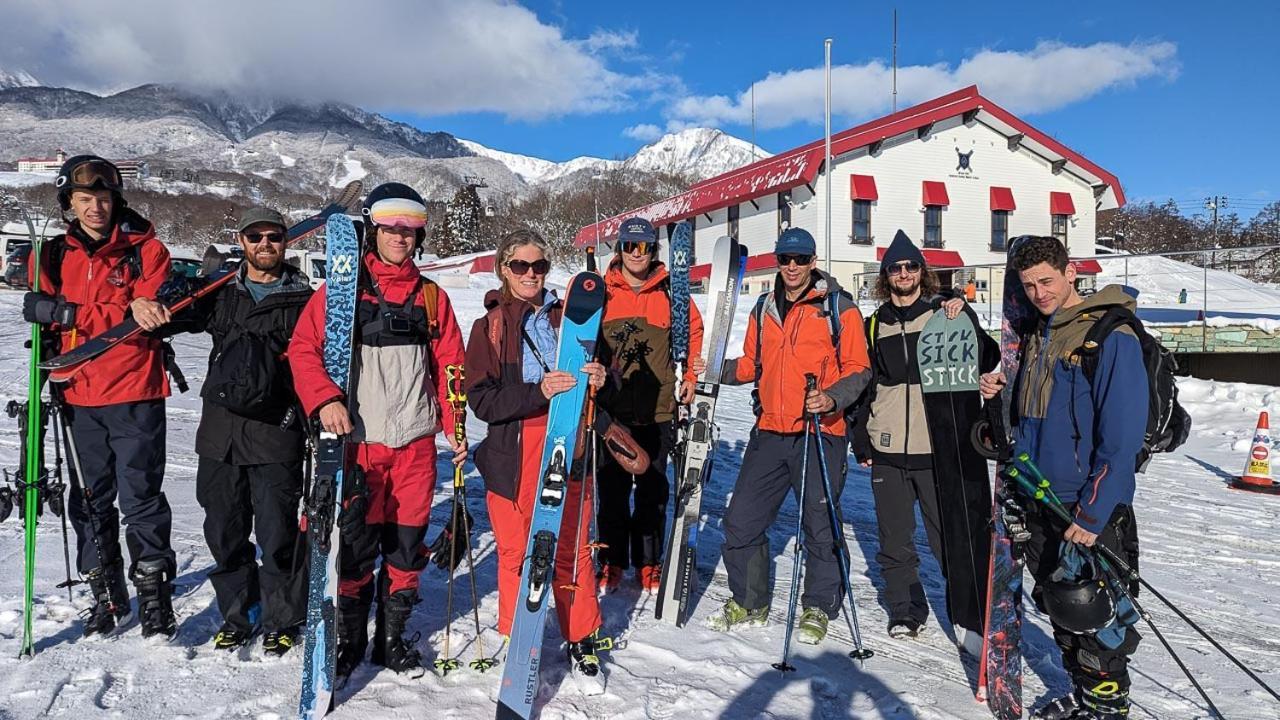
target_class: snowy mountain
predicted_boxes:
[0,68,38,90]
[625,127,770,179]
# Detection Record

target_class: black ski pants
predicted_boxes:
[722,430,848,618]
[196,456,307,633]
[869,463,945,624]
[1024,503,1142,692]
[597,420,674,571]
[65,400,174,576]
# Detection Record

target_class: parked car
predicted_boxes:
[170,257,203,279]
[4,246,30,288]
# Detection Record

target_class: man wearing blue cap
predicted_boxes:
[711,227,871,645]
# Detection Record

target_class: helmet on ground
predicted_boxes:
[55,155,125,211]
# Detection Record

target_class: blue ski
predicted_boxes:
[299,213,360,719]
[496,272,606,720]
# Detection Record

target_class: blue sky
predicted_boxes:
[3,1,1275,218]
[392,1,1279,219]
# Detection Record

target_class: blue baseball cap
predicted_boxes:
[775,227,817,256]
[617,217,658,244]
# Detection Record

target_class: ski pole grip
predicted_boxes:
[804,373,817,392]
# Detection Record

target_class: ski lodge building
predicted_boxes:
[575,86,1121,300]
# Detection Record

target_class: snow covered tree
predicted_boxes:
[431,183,484,257]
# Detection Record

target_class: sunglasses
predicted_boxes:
[777,253,814,267]
[619,241,655,255]
[888,261,922,275]
[507,258,551,276]
[243,231,285,244]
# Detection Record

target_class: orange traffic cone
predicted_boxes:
[1232,412,1279,494]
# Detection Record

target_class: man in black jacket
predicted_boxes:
[170,207,313,656]
[852,230,997,650]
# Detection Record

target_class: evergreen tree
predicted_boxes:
[431,184,484,257]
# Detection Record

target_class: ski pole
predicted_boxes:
[54,399,111,588]
[772,380,813,673]
[1008,456,1278,707]
[805,374,872,661]
[562,384,598,599]
[47,404,76,602]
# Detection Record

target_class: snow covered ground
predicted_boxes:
[0,281,1277,720]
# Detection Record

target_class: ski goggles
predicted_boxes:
[886,261,922,275]
[618,240,656,255]
[57,159,123,193]
[507,258,550,276]
[367,197,428,229]
[777,253,814,267]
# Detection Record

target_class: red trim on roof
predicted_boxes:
[690,252,777,282]
[470,254,496,273]
[1071,259,1102,274]
[990,186,1016,211]
[1050,191,1076,216]
[922,181,950,207]
[876,246,965,268]
[850,174,878,201]
[575,85,1124,246]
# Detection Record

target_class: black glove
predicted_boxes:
[427,502,473,572]
[23,292,77,326]
[337,466,369,535]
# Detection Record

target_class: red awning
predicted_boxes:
[1071,259,1103,274]
[1050,191,1076,215]
[876,246,965,268]
[850,174,878,201]
[922,180,950,206]
[990,186,1016,211]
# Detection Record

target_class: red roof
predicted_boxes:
[876,246,966,269]
[575,85,1125,247]
[1071,259,1103,274]
[689,252,778,282]
[470,254,496,273]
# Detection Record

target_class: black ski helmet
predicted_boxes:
[361,182,428,247]
[55,155,125,211]
[1043,559,1118,635]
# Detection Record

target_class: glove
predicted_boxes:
[23,292,77,327]
[337,466,369,535]
[427,501,473,572]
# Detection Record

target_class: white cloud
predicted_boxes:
[0,0,662,120]
[669,40,1179,130]
[623,123,662,142]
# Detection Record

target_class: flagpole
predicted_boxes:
[824,38,832,275]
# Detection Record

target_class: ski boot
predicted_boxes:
[887,617,923,639]
[131,559,177,639]
[82,561,131,637]
[707,598,768,631]
[796,607,830,645]
[372,588,424,676]
[262,626,298,657]
[566,629,613,677]
[335,585,372,680]
[212,622,253,650]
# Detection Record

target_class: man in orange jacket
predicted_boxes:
[710,227,871,645]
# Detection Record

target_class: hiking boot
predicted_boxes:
[638,565,662,593]
[707,598,768,631]
[131,559,177,639]
[336,586,372,679]
[1031,693,1081,720]
[372,589,423,675]
[212,623,252,651]
[887,617,923,639]
[81,562,131,637]
[566,629,613,677]
[597,565,625,594]
[796,607,830,645]
[262,627,298,657]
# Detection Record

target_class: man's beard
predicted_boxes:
[245,249,282,273]
[889,277,920,297]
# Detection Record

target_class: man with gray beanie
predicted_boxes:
[162,206,313,656]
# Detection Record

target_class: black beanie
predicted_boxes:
[881,230,926,269]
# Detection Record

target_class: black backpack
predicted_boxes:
[1077,306,1191,472]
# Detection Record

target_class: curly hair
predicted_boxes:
[872,266,940,301]
[494,228,551,293]
[1010,235,1069,273]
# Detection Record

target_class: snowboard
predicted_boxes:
[916,309,993,642]
[298,213,361,719]
[977,238,1034,718]
[496,271,606,720]
[41,180,363,378]
[655,235,743,626]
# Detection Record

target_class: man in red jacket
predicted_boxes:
[23,155,177,639]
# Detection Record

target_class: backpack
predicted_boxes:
[751,288,860,443]
[1076,305,1191,472]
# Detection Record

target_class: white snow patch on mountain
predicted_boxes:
[331,154,367,188]
[459,139,614,185]
[0,68,39,89]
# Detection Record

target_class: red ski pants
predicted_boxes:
[487,413,600,643]
[338,435,436,598]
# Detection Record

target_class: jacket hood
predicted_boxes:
[1050,284,1138,329]
[605,260,669,293]
[65,206,155,253]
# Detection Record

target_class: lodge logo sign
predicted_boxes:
[949,147,979,181]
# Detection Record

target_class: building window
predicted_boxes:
[851,200,871,244]
[924,206,943,248]
[728,204,740,239]
[1052,214,1069,243]
[687,216,696,265]
[991,210,1009,251]
[777,190,791,237]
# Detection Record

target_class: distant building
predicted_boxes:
[16,149,66,174]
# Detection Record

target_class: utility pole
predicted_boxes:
[892,9,898,112]
[1205,195,1228,248]
[824,38,832,274]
